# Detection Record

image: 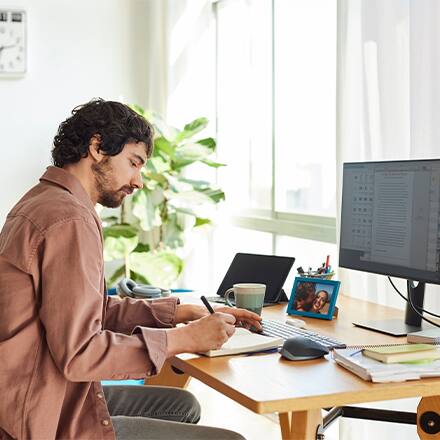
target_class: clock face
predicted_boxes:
[0,10,26,75]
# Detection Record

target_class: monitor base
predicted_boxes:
[353,318,432,337]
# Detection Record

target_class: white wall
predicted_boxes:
[0,0,149,223]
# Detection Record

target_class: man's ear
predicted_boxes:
[88,134,105,162]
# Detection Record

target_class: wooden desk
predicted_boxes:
[147,295,440,439]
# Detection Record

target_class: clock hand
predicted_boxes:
[0,44,16,60]
[0,44,16,52]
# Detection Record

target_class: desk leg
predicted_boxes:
[144,359,191,388]
[279,409,322,440]
[417,396,440,439]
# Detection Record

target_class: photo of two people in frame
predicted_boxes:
[292,281,333,315]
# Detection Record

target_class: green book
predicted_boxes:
[363,344,439,364]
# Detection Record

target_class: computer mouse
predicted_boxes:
[279,336,329,361]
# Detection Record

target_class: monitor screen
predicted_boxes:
[339,159,440,284]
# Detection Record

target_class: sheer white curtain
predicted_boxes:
[144,0,215,121]
[337,0,440,438]
[144,0,217,290]
[144,0,170,116]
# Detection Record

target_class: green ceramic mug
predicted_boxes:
[224,283,266,316]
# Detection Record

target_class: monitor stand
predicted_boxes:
[353,280,433,337]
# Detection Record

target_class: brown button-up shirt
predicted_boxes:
[0,166,179,440]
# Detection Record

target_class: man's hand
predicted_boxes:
[167,312,236,356]
[213,306,263,332]
[174,303,262,332]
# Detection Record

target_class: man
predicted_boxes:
[293,282,315,312]
[0,99,261,440]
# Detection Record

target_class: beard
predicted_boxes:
[91,157,129,208]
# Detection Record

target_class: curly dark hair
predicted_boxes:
[52,98,154,167]
[293,282,316,311]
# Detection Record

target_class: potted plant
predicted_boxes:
[102,105,225,289]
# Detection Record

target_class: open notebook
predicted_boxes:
[199,328,283,358]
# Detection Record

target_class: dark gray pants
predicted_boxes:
[103,385,245,440]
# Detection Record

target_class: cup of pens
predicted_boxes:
[297,256,335,280]
[302,270,335,280]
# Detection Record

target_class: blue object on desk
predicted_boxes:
[101,379,144,386]
[107,287,118,296]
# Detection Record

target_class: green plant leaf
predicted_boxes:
[129,104,147,118]
[133,243,150,253]
[132,189,162,231]
[101,215,119,227]
[175,142,212,162]
[107,265,126,287]
[147,155,171,174]
[197,188,226,203]
[194,217,212,227]
[129,270,150,285]
[154,120,179,142]
[103,224,138,239]
[165,190,214,208]
[174,117,208,143]
[175,207,198,217]
[154,137,175,159]
[177,177,211,190]
[104,235,139,261]
[130,251,184,288]
[129,105,178,141]
[162,213,185,248]
[200,159,227,168]
[144,172,168,187]
[172,159,194,170]
[196,137,216,151]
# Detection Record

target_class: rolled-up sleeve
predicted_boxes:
[38,218,169,380]
[104,295,178,334]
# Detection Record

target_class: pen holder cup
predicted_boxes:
[304,271,335,280]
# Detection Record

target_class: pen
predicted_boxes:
[349,349,363,357]
[325,255,330,271]
[201,295,215,314]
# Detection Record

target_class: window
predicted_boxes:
[215,0,337,249]
[216,0,272,211]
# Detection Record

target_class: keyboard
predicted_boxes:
[260,319,346,350]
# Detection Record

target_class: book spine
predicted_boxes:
[348,342,440,349]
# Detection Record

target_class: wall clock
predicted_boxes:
[0,9,26,76]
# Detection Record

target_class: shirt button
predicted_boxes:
[102,419,110,426]
[97,392,104,399]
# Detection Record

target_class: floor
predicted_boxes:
[187,378,339,440]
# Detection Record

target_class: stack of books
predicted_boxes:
[333,344,440,382]
[407,329,440,344]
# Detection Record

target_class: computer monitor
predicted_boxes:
[339,159,440,336]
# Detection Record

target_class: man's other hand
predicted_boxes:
[213,306,262,332]
[174,303,262,332]
[166,312,236,356]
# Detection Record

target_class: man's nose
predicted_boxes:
[132,171,144,189]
